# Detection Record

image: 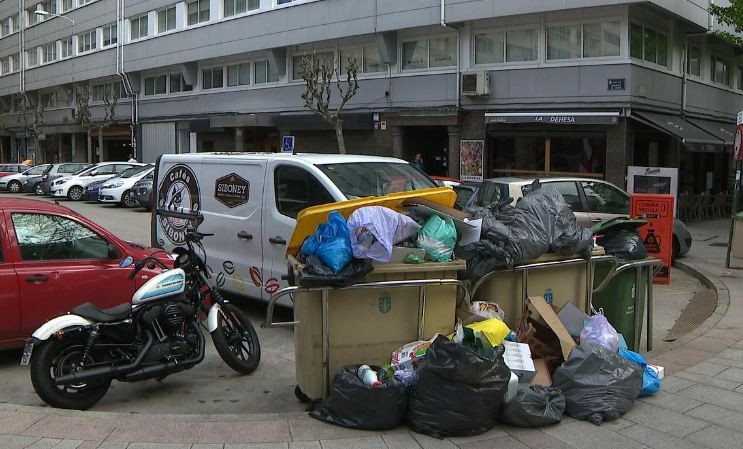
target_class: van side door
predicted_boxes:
[263,162,338,298]
[200,159,266,301]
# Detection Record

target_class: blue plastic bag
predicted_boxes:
[619,349,661,397]
[301,211,353,273]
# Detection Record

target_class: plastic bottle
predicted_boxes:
[357,365,382,387]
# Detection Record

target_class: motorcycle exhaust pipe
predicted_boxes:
[52,331,155,386]
[123,327,206,381]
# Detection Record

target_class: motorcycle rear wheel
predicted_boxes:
[30,339,112,410]
[211,304,261,374]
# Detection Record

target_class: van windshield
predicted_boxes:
[317,162,436,198]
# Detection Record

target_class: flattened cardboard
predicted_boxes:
[558,302,590,338]
[528,296,576,360]
[531,358,552,386]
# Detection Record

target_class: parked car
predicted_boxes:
[98,165,155,207]
[0,198,171,349]
[0,165,51,193]
[153,153,438,303]
[0,164,27,178]
[51,162,144,200]
[40,164,92,195]
[475,177,692,258]
[84,180,107,201]
[430,176,461,187]
[23,163,91,195]
[132,172,154,209]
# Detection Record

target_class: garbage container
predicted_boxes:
[591,217,651,351]
[733,212,743,259]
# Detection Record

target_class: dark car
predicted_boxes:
[39,163,92,195]
[132,173,153,209]
[22,163,89,194]
[84,179,107,201]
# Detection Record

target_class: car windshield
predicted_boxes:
[24,165,50,176]
[317,162,437,198]
[479,182,511,206]
[120,166,152,179]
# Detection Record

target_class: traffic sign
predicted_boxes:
[282,136,295,154]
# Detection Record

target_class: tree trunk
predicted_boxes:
[334,121,346,155]
[97,129,104,162]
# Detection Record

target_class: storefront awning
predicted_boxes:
[632,111,723,146]
[687,118,736,146]
[485,111,620,125]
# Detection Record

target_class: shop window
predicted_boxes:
[630,23,667,66]
[687,45,701,77]
[274,165,334,219]
[712,57,730,86]
[492,136,546,174]
[491,134,606,178]
[550,136,605,175]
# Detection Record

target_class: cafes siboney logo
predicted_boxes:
[158,164,201,245]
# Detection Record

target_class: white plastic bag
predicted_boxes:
[580,310,619,352]
[469,301,506,321]
[347,206,421,263]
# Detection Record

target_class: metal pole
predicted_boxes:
[418,285,427,341]
[726,160,741,268]
[647,265,654,352]
[321,289,329,399]
[634,265,642,352]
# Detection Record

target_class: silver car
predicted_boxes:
[476,177,692,258]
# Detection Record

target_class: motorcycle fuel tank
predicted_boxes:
[132,268,186,305]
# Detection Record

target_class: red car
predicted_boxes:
[0,164,27,179]
[0,198,171,349]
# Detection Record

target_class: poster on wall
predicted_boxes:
[460,140,484,182]
[630,194,674,285]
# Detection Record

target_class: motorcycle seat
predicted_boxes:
[72,303,132,322]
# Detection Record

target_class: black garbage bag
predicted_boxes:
[516,184,593,258]
[310,365,407,430]
[407,336,511,438]
[500,385,566,427]
[597,230,647,261]
[553,344,643,426]
[298,255,373,288]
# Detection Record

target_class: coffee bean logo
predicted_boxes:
[216,272,225,287]
[249,267,262,287]
[223,261,235,275]
[264,277,280,294]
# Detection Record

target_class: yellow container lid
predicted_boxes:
[287,187,457,256]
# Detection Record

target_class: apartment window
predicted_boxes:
[92,84,105,102]
[687,44,701,77]
[41,92,56,108]
[254,59,279,84]
[292,51,334,80]
[130,15,148,40]
[187,0,210,25]
[11,54,18,72]
[1,56,11,74]
[169,73,192,93]
[712,57,730,86]
[1,17,10,36]
[144,74,167,95]
[103,24,117,47]
[42,42,56,63]
[42,0,57,15]
[114,81,127,99]
[27,48,39,67]
[475,28,538,64]
[79,0,94,5]
[158,6,176,33]
[28,8,41,25]
[339,45,385,74]
[547,21,619,60]
[11,14,18,32]
[402,36,456,70]
[202,67,223,89]
[61,38,73,58]
[227,62,250,86]
[62,0,73,12]
[224,0,259,17]
[78,30,96,53]
[547,24,582,60]
[630,23,667,66]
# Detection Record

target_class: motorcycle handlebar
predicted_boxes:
[128,256,169,280]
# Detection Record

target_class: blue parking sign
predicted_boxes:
[282,136,295,153]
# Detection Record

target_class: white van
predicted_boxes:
[152,152,437,302]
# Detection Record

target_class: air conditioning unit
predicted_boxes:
[462,71,490,97]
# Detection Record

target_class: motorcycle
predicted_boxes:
[22,215,261,410]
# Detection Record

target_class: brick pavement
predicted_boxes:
[0,219,739,449]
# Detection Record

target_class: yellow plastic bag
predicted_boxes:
[465,318,511,347]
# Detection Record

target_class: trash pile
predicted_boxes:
[310,297,662,435]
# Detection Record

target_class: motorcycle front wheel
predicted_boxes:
[30,339,112,410]
[211,304,261,374]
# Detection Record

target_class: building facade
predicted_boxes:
[0,0,740,193]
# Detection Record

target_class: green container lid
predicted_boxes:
[736,212,743,220]
[591,216,648,235]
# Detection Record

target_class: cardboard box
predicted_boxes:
[502,341,536,383]
[528,296,576,360]
[558,302,590,338]
[531,358,552,386]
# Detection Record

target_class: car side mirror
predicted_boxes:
[119,255,133,268]
[107,243,121,260]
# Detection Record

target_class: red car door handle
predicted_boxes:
[26,275,48,283]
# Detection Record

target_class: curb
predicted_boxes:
[644,259,730,358]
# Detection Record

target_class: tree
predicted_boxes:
[75,84,119,162]
[17,93,45,163]
[299,52,359,154]
[709,0,743,47]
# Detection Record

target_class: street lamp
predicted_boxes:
[33,10,75,26]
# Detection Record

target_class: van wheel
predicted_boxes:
[67,186,84,201]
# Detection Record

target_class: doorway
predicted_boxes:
[403,126,449,177]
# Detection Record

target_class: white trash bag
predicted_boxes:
[347,206,421,263]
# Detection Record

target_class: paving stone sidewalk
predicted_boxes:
[1,219,740,449]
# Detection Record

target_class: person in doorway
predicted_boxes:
[411,153,426,173]
[127,154,137,163]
